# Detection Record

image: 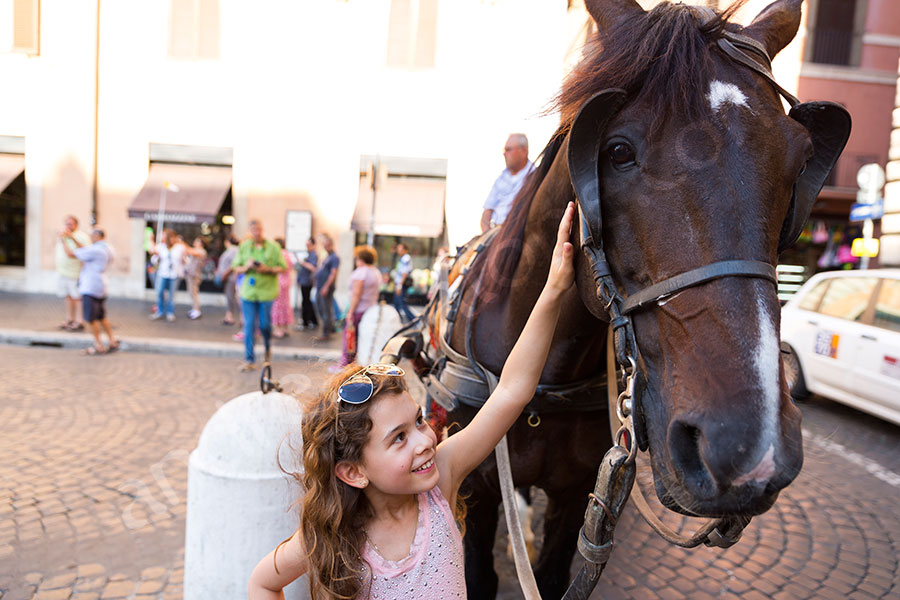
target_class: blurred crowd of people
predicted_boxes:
[55,214,435,370]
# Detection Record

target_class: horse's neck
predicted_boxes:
[473,139,606,379]
[507,153,576,317]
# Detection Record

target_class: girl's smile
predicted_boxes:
[412,457,435,473]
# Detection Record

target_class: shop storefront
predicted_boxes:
[777,190,864,301]
[127,160,234,293]
[351,157,448,305]
[0,153,25,267]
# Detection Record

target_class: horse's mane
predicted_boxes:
[557,0,747,133]
[471,1,747,303]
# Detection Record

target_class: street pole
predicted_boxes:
[368,157,380,247]
[861,219,873,270]
[155,181,180,246]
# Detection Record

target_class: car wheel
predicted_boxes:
[781,343,809,400]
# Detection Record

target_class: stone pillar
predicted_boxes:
[882,57,900,266]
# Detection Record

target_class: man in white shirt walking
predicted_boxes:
[60,227,119,355]
[481,133,535,232]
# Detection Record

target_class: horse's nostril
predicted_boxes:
[669,422,717,499]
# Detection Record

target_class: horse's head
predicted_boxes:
[567,0,849,517]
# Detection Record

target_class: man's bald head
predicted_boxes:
[503,133,529,174]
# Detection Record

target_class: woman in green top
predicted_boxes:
[231,220,287,371]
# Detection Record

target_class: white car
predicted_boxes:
[781,269,900,426]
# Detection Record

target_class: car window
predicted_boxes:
[873,279,900,333]
[797,280,829,311]
[816,277,877,321]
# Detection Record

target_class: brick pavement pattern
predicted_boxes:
[0,346,331,600]
[1,344,899,599]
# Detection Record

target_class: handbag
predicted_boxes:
[344,322,357,355]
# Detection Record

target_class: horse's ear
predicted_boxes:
[742,0,803,59]
[584,0,644,33]
[567,89,628,244]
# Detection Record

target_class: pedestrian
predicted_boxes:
[216,236,241,326]
[336,245,381,369]
[271,237,294,338]
[59,227,119,355]
[427,245,450,300]
[481,133,535,232]
[184,237,208,320]
[55,215,91,331]
[313,233,339,343]
[391,242,415,322]
[294,237,319,331]
[247,203,577,599]
[231,219,287,371]
[149,229,185,322]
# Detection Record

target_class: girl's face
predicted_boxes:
[359,392,438,496]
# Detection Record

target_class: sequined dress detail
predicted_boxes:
[360,487,466,599]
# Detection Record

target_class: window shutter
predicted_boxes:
[386,0,413,67]
[169,0,219,60]
[413,0,437,68]
[197,0,219,60]
[12,0,39,55]
[169,0,196,58]
[387,0,437,69]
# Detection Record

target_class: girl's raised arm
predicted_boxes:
[438,202,575,493]
[248,532,309,599]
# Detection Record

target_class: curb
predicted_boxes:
[0,328,341,362]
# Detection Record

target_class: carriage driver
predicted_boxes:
[481,133,535,232]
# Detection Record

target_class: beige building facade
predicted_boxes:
[0,0,572,301]
[2,0,897,300]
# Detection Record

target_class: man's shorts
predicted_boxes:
[56,274,80,299]
[82,295,106,323]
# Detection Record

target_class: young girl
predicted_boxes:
[248,202,576,599]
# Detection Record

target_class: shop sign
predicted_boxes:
[850,237,880,258]
[849,201,884,222]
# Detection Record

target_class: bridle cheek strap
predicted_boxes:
[620,260,778,314]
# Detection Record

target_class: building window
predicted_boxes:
[808,0,863,66]
[386,0,438,69]
[5,0,40,55]
[169,0,219,60]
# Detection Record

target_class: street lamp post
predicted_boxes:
[155,181,180,245]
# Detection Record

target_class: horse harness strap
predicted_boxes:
[620,260,777,314]
[427,226,609,416]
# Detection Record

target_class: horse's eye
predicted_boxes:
[609,143,636,167]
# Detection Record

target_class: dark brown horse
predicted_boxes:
[413,1,849,597]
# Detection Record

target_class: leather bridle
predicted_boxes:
[571,22,811,550]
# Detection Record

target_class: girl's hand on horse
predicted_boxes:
[546,201,575,295]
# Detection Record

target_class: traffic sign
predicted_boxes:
[857,163,885,192]
[849,201,884,222]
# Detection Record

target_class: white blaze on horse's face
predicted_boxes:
[752,293,779,452]
[707,80,749,113]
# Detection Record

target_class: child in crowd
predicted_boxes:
[247,203,576,599]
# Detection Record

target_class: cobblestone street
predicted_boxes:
[1,345,899,599]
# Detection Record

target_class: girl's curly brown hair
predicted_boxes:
[295,364,407,599]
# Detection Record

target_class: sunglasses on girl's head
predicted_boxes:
[337,364,405,405]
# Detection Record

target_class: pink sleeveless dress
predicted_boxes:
[360,487,466,599]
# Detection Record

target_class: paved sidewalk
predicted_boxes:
[0,291,343,362]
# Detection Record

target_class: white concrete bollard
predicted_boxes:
[356,302,403,365]
[184,390,309,599]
